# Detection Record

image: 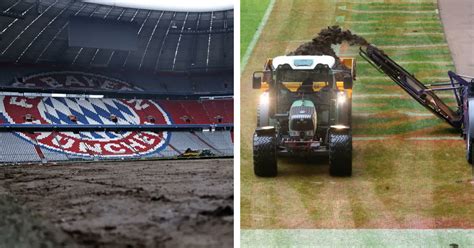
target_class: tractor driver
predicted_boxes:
[297,77,314,93]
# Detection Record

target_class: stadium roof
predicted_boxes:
[0,0,233,73]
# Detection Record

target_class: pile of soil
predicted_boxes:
[288,25,370,69]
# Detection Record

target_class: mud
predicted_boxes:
[288,25,369,69]
[0,159,233,247]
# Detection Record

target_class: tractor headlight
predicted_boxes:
[260,92,269,105]
[337,91,346,105]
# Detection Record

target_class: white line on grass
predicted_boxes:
[401,111,437,117]
[358,76,448,81]
[241,229,474,247]
[353,94,404,98]
[353,111,439,117]
[339,8,436,14]
[353,112,375,117]
[240,0,276,73]
[404,20,442,24]
[353,137,388,141]
[356,32,444,36]
[354,93,456,99]
[353,136,463,141]
[379,44,448,49]
[406,136,463,141]
[358,61,453,65]
[347,20,441,24]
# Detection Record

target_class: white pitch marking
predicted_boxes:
[403,32,444,36]
[379,44,448,49]
[353,94,404,98]
[404,20,441,24]
[339,8,436,14]
[353,136,463,141]
[358,76,449,81]
[353,137,388,141]
[354,93,455,99]
[346,20,441,24]
[357,61,453,65]
[355,32,444,36]
[240,0,276,73]
[353,112,375,117]
[401,111,437,117]
[406,136,463,141]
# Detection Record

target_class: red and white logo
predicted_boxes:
[1,72,172,157]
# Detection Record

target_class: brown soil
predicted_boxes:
[288,25,369,69]
[0,159,233,247]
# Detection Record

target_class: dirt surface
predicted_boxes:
[438,0,474,75]
[0,158,233,247]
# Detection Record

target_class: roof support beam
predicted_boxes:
[222,11,227,66]
[16,1,73,63]
[71,5,108,65]
[139,11,164,70]
[153,12,176,73]
[121,10,151,68]
[104,8,128,67]
[190,13,201,67]
[89,6,116,65]
[0,4,36,36]
[1,0,59,56]
[171,12,188,71]
[0,0,24,19]
[35,3,89,63]
[205,12,214,71]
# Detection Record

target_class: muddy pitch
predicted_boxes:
[0,158,233,247]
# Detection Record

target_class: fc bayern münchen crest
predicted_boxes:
[1,71,172,157]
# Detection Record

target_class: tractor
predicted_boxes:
[252,55,356,177]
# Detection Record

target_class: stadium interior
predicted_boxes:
[0,0,234,163]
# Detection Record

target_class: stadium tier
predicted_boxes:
[0,96,233,163]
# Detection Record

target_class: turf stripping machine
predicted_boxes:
[360,44,474,164]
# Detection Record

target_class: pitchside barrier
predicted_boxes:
[0,123,233,164]
[0,149,234,164]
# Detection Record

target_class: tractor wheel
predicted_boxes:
[257,102,269,127]
[253,132,277,177]
[328,130,352,177]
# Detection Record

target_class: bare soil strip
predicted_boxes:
[0,159,233,247]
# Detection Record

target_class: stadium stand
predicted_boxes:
[0,0,233,163]
[0,95,233,162]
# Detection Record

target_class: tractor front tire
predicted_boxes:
[328,130,352,177]
[253,132,277,177]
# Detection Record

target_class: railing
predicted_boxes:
[0,148,234,164]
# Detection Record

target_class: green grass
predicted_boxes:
[241,0,473,231]
[240,0,271,58]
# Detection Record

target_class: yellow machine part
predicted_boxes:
[181,151,201,157]
[259,56,355,97]
[260,81,352,98]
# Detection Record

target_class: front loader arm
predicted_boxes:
[360,45,462,130]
